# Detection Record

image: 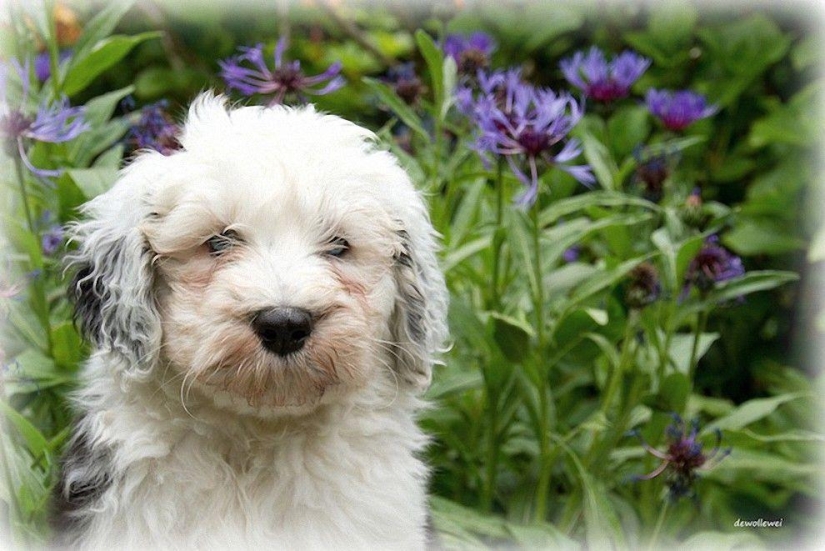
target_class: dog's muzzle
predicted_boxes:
[251,307,313,356]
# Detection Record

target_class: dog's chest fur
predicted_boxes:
[56,363,429,550]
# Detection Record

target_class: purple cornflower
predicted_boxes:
[684,235,745,294]
[34,50,72,82]
[442,32,496,77]
[629,414,730,501]
[561,47,650,103]
[624,261,661,309]
[1,60,88,178]
[632,146,673,203]
[383,62,425,106]
[125,100,180,156]
[469,69,594,206]
[41,225,64,255]
[563,245,580,263]
[681,187,706,227]
[646,89,718,131]
[219,39,344,105]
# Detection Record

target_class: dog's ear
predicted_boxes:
[391,204,449,393]
[66,160,162,378]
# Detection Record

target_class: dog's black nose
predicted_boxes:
[251,307,313,356]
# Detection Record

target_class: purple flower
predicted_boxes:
[563,245,580,263]
[467,69,594,206]
[681,187,706,227]
[1,60,89,177]
[383,62,425,106]
[646,89,718,131]
[34,50,72,82]
[561,47,650,103]
[41,224,64,255]
[684,235,745,294]
[632,146,673,203]
[125,100,180,156]
[624,261,661,309]
[629,414,730,501]
[219,39,344,105]
[442,32,496,76]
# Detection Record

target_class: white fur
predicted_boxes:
[57,94,448,550]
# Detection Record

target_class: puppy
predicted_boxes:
[52,93,448,550]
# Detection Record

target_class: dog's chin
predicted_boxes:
[170,340,366,418]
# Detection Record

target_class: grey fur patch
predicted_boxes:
[50,421,113,543]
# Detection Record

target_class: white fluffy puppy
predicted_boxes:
[52,93,448,550]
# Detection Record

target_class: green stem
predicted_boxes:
[14,156,36,234]
[599,310,638,418]
[534,382,551,522]
[481,160,506,512]
[481,384,498,512]
[14,157,54,356]
[647,498,670,551]
[43,0,62,99]
[530,201,545,350]
[530,201,554,522]
[657,298,676,385]
[490,158,505,308]
[688,310,709,382]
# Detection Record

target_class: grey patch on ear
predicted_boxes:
[391,224,449,392]
[66,214,161,376]
[393,229,426,344]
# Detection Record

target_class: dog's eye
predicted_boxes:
[206,229,238,255]
[326,237,350,258]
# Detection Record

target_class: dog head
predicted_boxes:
[67,93,447,412]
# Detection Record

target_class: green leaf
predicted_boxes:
[565,256,652,311]
[791,35,822,71]
[0,400,49,460]
[440,56,457,121]
[641,136,706,157]
[430,495,510,540]
[51,321,84,370]
[415,30,445,113]
[539,191,660,227]
[703,392,808,433]
[83,85,135,126]
[68,86,133,165]
[584,332,621,369]
[447,178,486,246]
[748,82,823,148]
[67,0,137,63]
[63,32,162,96]
[68,167,120,199]
[443,235,491,273]
[580,131,617,190]
[706,270,799,304]
[679,531,766,551]
[362,77,429,140]
[737,428,825,444]
[607,105,651,159]
[491,312,533,363]
[723,219,805,256]
[552,436,626,548]
[667,332,719,375]
[705,448,820,485]
[506,523,580,551]
[425,371,483,401]
[644,372,690,412]
[543,213,654,269]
